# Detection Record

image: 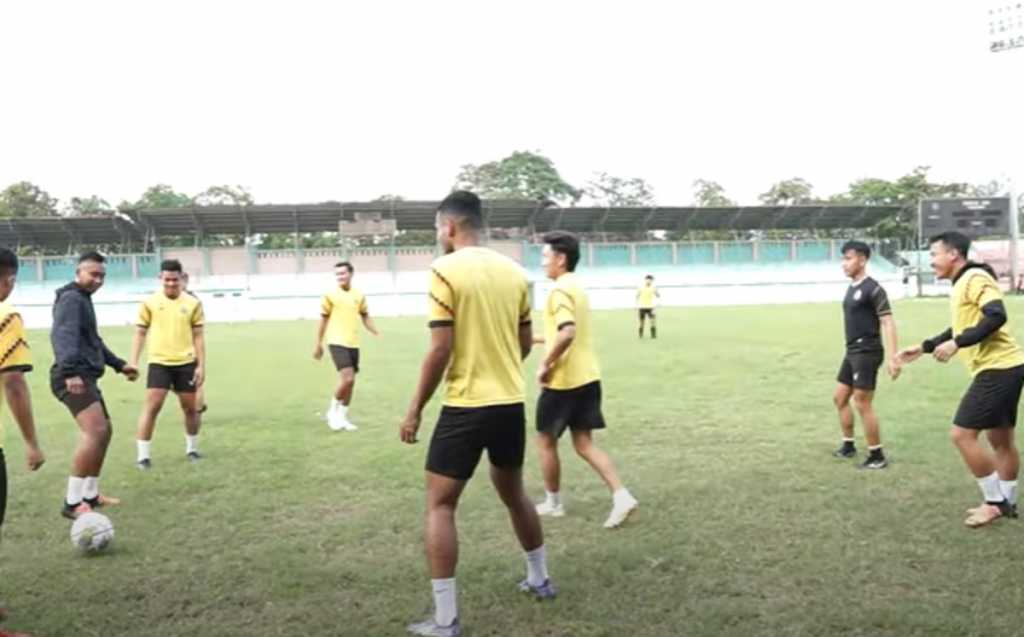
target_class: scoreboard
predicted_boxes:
[920,198,1012,239]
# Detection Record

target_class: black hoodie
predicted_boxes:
[49,282,126,380]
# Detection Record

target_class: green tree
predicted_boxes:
[691,179,736,207]
[454,151,579,204]
[0,181,59,217]
[131,184,192,209]
[759,178,815,205]
[583,172,655,207]
[63,195,113,216]
[193,185,254,206]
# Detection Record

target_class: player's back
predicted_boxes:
[429,247,531,407]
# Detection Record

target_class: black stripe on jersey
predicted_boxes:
[429,293,455,318]
[429,320,454,328]
[0,338,29,368]
[557,321,576,330]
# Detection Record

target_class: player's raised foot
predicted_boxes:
[518,578,557,601]
[535,500,565,517]
[84,494,121,509]
[964,502,1008,528]
[406,616,462,637]
[858,455,888,470]
[136,458,152,471]
[603,492,639,529]
[832,444,856,459]
[60,500,93,520]
[187,451,203,463]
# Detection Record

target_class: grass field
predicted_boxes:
[3,299,1024,636]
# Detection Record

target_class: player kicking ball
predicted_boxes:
[130,259,207,469]
[898,232,1022,527]
[50,252,139,520]
[313,261,379,432]
[533,232,638,528]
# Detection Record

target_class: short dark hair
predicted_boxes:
[160,259,183,273]
[542,231,581,272]
[335,261,354,274]
[0,247,19,276]
[437,190,483,230]
[645,274,654,281]
[840,240,871,259]
[930,231,971,259]
[78,250,105,264]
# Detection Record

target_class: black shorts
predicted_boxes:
[954,365,1024,430]
[147,362,197,393]
[329,345,360,373]
[1,448,7,528]
[639,308,655,320]
[50,373,110,419]
[837,352,884,391]
[536,381,607,438]
[426,403,526,481]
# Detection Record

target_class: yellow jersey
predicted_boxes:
[0,302,33,450]
[320,286,369,348]
[951,265,1024,376]
[544,273,601,390]
[137,292,205,366]
[427,247,532,408]
[637,284,659,309]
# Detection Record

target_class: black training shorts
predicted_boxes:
[425,403,526,481]
[837,352,884,391]
[329,345,360,373]
[536,381,607,438]
[50,373,110,419]
[639,308,655,320]
[0,449,7,528]
[954,364,1024,430]
[147,362,197,393]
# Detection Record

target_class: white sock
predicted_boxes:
[66,477,85,505]
[431,578,457,627]
[83,476,99,501]
[339,403,348,418]
[1000,479,1018,506]
[977,471,1005,503]
[330,397,339,413]
[186,435,199,454]
[525,545,549,587]
[613,487,634,505]
[137,440,151,462]
[545,490,561,507]
[843,437,855,443]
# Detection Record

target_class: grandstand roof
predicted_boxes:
[0,202,903,250]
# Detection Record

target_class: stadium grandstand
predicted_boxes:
[3,201,908,328]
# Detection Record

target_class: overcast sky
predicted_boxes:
[1,0,1021,208]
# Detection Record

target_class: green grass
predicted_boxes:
[4,299,1024,636]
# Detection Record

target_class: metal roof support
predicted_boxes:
[639,207,657,238]
[190,207,204,247]
[241,209,252,243]
[293,208,300,249]
[59,219,79,251]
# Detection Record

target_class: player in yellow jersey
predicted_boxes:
[314,261,379,432]
[636,274,659,338]
[130,260,206,469]
[533,232,638,528]
[399,191,553,637]
[0,248,45,637]
[899,232,1024,527]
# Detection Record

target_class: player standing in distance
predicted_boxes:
[130,259,206,469]
[181,272,207,414]
[0,248,45,637]
[898,232,1024,527]
[832,241,900,469]
[533,231,638,527]
[313,262,379,432]
[50,252,138,520]
[636,274,659,338]
[399,191,554,637]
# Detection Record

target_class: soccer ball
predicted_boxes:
[70,512,115,554]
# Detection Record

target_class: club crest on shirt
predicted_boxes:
[853,290,862,301]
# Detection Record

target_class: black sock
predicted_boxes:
[652,327,657,339]
[868,447,884,460]
[841,440,856,451]
[639,328,643,338]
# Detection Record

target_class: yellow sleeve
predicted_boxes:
[970,274,1004,307]
[0,313,32,371]
[359,293,369,316]
[320,294,333,317]
[137,300,152,327]
[519,282,531,325]
[549,287,576,328]
[428,267,455,325]
[191,301,205,327]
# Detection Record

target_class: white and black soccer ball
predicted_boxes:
[70,512,115,554]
